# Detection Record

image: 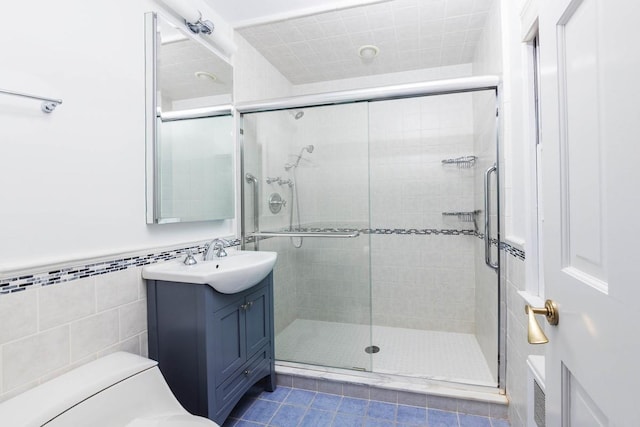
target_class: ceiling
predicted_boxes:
[205,0,387,28]
[159,39,233,102]
[208,0,495,85]
[157,18,233,103]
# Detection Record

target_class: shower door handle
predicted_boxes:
[484,164,498,270]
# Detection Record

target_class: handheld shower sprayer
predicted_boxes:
[284,145,315,171]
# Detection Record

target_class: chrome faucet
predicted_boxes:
[203,238,230,260]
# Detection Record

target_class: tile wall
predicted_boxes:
[368,93,479,334]
[244,84,500,340]
[503,251,543,427]
[471,0,547,425]
[0,21,294,404]
[0,268,147,402]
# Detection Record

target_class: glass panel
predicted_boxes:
[157,115,234,223]
[368,90,498,386]
[241,103,372,372]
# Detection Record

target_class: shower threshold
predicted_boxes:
[275,361,506,405]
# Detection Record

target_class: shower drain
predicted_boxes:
[364,345,380,354]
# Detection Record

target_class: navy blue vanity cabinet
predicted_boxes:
[146,272,275,425]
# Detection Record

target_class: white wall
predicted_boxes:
[0,0,236,273]
[0,0,293,402]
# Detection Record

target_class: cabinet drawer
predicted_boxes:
[214,349,270,413]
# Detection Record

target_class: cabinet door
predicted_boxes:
[245,285,270,358]
[213,298,246,384]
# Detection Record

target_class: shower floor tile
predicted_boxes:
[276,319,495,385]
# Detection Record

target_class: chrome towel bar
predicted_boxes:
[0,88,63,113]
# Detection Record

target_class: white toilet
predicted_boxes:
[0,352,219,427]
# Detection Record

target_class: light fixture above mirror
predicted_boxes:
[158,0,237,57]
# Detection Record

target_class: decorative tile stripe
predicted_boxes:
[1,228,526,296]
[0,238,241,295]
[475,234,526,261]
[500,241,525,260]
[255,227,478,236]
[367,228,477,236]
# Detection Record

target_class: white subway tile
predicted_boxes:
[2,326,69,392]
[69,309,119,362]
[38,278,96,330]
[119,300,147,340]
[97,335,140,358]
[0,291,37,346]
[95,268,139,312]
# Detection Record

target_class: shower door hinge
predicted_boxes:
[239,128,244,135]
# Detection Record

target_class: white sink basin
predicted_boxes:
[142,250,277,294]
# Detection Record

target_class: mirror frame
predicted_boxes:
[144,11,234,224]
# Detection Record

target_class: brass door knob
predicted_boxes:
[525,300,559,344]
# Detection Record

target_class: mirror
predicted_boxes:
[145,12,235,224]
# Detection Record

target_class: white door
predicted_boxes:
[539,0,640,425]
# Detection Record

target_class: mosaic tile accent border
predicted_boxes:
[257,227,478,236]
[1,227,525,296]
[0,239,241,295]
[367,228,477,236]
[253,227,524,259]
[500,241,525,261]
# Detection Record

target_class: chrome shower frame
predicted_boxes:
[237,75,504,391]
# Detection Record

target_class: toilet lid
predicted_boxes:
[127,414,220,427]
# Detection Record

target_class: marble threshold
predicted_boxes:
[275,361,508,405]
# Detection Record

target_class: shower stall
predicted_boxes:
[238,77,502,392]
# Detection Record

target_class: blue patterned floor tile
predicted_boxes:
[268,404,306,427]
[459,414,492,427]
[235,421,266,427]
[332,412,364,427]
[299,408,336,427]
[242,399,280,423]
[221,417,238,427]
[396,405,427,425]
[338,397,369,416]
[491,419,510,427]
[367,401,397,421]
[284,389,317,407]
[427,409,460,427]
[363,417,394,427]
[261,386,292,403]
[311,392,342,411]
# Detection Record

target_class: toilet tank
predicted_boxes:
[0,352,215,427]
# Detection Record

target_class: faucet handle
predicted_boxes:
[183,249,198,265]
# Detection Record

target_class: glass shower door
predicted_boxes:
[241,102,373,372]
[367,90,499,386]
